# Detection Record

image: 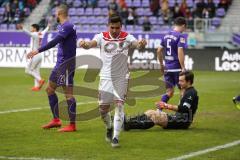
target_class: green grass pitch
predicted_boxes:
[0,68,239,160]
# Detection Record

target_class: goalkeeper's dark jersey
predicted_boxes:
[176,87,199,122]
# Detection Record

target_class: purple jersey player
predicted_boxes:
[157,17,187,103]
[27,4,77,132]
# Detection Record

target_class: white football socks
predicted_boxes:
[113,104,124,139]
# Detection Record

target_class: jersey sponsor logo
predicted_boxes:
[103,41,130,54]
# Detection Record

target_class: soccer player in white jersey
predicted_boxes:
[79,14,147,147]
[20,23,49,91]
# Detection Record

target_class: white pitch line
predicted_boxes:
[167,139,240,160]
[0,101,96,115]
[0,96,158,115]
[0,156,66,160]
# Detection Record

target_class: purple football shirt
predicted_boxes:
[160,30,186,71]
[56,21,77,67]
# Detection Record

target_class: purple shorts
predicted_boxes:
[164,72,180,89]
[49,64,75,86]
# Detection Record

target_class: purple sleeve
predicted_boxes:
[58,25,73,38]
[177,35,186,48]
[160,37,164,47]
[38,35,64,53]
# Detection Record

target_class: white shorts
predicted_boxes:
[26,53,42,71]
[98,78,128,105]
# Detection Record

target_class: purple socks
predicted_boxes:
[48,94,59,118]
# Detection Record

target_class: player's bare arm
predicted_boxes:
[79,40,97,49]
[178,47,185,71]
[157,47,165,74]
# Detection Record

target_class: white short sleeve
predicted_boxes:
[92,33,102,47]
[126,34,137,43]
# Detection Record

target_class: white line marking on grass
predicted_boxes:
[167,139,240,160]
[0,96,157,115]
[0,101,96,115]
[0,156,66,160]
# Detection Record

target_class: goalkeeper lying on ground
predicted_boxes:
[124,71,199,130]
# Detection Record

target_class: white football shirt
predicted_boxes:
[93,31,136,79]
[23,26,49,50]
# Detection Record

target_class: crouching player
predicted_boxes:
[124,71,199,130]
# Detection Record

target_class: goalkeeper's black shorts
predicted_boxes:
[164,114,192,129]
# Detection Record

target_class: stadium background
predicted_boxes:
[0,0,239,160]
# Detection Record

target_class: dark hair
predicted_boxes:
[174,17,187,26]
[31,24,40,31]
[179,71,194,84]
[57,4,68,16]
[108,14,122,24]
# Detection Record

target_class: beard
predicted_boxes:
[57,17,60,23]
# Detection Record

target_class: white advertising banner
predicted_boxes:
[0,47,101,68]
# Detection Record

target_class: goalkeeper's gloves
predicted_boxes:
[155,101,167,110]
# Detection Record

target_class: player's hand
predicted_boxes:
[155,101,167,110]
[79,40,89,49]
[18,24,23,30]
[138,39,147,49]
[27,50,38,59]
[181,68,186,72]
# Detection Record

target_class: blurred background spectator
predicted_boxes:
[142,16,151,31]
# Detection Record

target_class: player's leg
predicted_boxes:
[31,66,41,91]
[25,59,35,88]
[42,80,61,129]
[145,110,168,127]
[25,55,45,91]
[111,78,128,147]
[58,70,77,132]
[98,79,114,141]
[31,55,45,89]
[124,110,167,130]
[99,104,112,142]
[112,100,124,147]
[161,72,175,103]
[58,85,77,132]
[124,112,155,131]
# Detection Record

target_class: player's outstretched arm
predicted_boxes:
[79,40,97,49]
[178,47,185,71]
[19,24,38,38]
[157,47,164,74]
[27,35,64,59]
[131,39,147,49]
[41,24,50,35]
